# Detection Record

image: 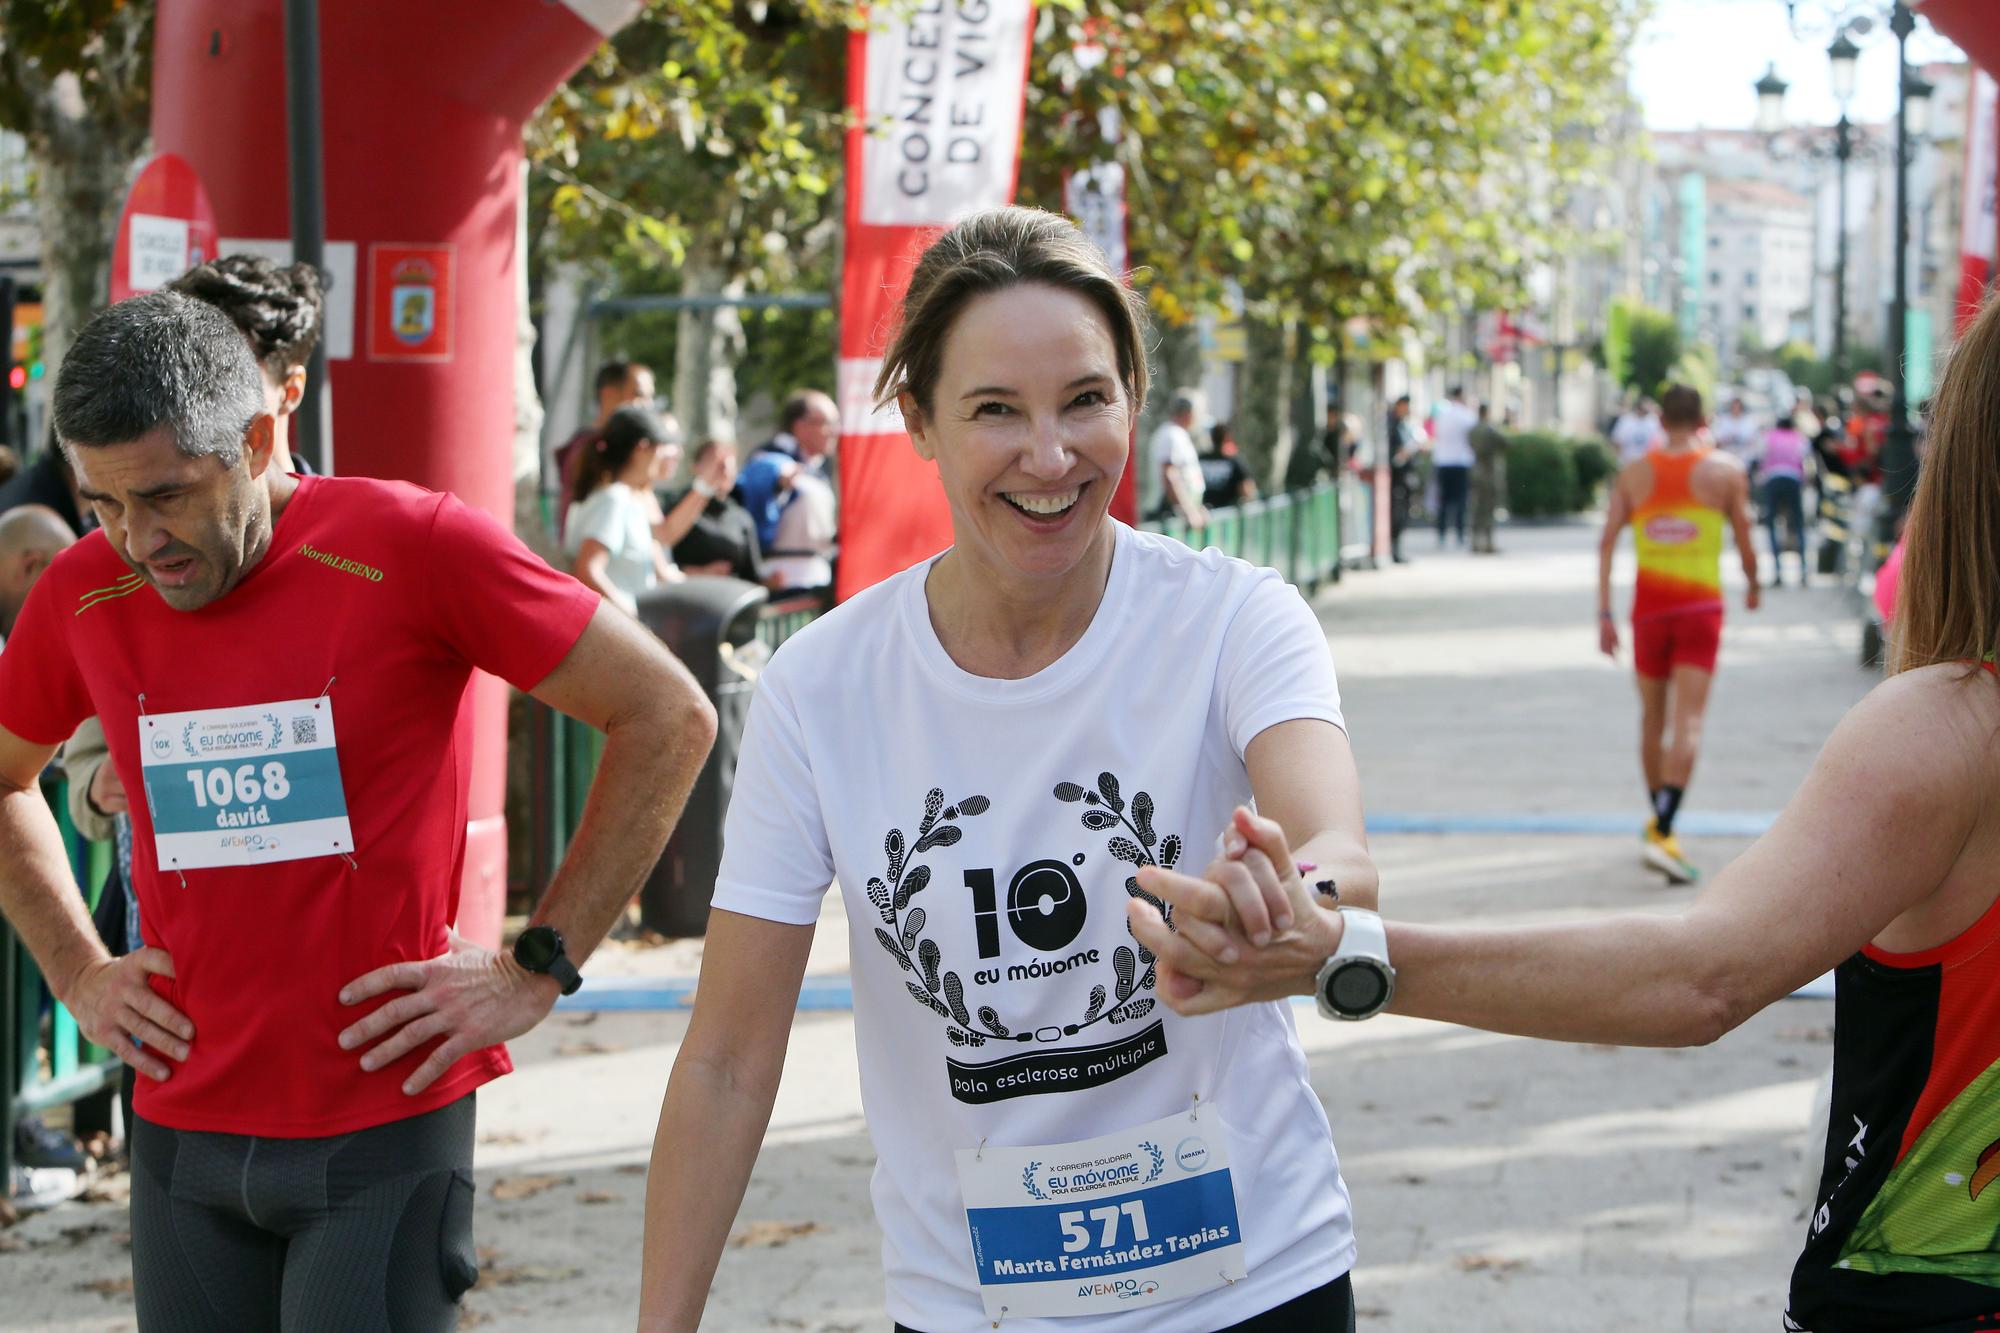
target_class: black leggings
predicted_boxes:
[129,1095,478,1332]
[896,1271,1356,1332]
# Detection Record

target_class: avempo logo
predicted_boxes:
[1175,1137,1210,1172]
[1644,515,1700,545]
[1076,1278,1159,1301]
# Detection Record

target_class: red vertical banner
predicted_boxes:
[1959,70,1999,333]
[836,0,1036,602]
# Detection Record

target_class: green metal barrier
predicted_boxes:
[1150,480,1345,594]
[3,776,120,1182]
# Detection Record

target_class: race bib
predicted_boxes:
[955,1109,1247,1320]
[139,697,355,870]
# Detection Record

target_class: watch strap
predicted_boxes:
[547,951,583,996]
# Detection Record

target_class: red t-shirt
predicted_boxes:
[0,475,598,1136]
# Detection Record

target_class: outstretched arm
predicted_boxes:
[1132,668,1981,1046]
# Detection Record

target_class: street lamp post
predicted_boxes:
[1884,5,1933,514]
[1756,3,1931,522]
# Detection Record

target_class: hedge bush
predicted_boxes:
[1504,432,1617,517]
[1505,433,1580,518]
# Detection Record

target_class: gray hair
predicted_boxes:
[1168,388,1202,419]
[53,291,266,466]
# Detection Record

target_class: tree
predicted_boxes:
[528,0,859,443]
[1623,306,1681,397]
[0,0,154,378]
[1015,0,1639,479]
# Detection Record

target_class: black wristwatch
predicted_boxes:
[512,925,583,996]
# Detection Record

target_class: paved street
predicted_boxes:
[2,519,1878,1332]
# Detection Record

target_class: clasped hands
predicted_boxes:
[1127,807,1344,1016]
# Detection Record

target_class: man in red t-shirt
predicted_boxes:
[0,293,716,1329]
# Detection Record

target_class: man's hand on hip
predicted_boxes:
[65,948,191,1082]
[338,928,558,1096]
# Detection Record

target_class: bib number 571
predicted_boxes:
[183,761,292,808]
[1059,1201,1150,1253]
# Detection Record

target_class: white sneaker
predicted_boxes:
[9,1164,81,1211]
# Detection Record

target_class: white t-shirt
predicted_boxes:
[563,482,659,613]
[1711,411,1758,459]
[1149,421,1205,512]
[767,464,837,591]
[1611,412,1665,462]
[1430,399,1478,468]
[714,522,1356,1331]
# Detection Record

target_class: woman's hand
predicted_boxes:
[1131,807,1342,1016]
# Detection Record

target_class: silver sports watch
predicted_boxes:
[1314,908,1395,1021]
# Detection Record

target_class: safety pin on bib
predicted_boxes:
[315,676,336,707]
[975,1136,987,1161]
[1189,1092,1202,1122]
[990,1305,1008,1328]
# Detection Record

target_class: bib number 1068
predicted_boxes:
[1059,1201,1149,1253]
[183,762,292,808]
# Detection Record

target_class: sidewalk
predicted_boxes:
[0,522,1875,1331]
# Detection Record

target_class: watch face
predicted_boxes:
[515,927,559,972]
[1329,962,1388,1015]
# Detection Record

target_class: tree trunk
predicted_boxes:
[672,236,746,445]
[5,2,155,384]
[1240,314,1294,492]
[32,67,150,379]
[1138,320,1203,514]
[511,162,558,562]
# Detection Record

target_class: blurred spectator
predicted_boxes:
[670,440,766,583]
[168,254,324,474]
[0,444,18,487]
[554,359,658,528]
[1610,397,1665,462]
[1431,385,1477,547]
[0,504,75,646]
[1149,387,1208,529]
[1758,413,1811,586]
[765,425,839,594]
[1385,394,1418,563]
[1469,403,1508,555]
[737,389,838,552]
[0,430,89,533]
[1200,422,1257,510]
[1712,398,1758,460]
[564,405,687,613]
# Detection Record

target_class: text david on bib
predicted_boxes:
[140,696,356,871]
[868,771,1184,1104]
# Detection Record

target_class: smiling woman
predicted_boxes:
[640,206,1380,1333]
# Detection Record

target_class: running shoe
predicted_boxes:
[8,1164,80,1211]
[1643,826,1700,885]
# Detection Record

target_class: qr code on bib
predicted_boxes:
[291,716,318,746]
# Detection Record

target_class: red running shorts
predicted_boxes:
[1632,607,1723,680]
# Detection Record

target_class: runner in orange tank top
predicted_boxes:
[1597,384,1759,884]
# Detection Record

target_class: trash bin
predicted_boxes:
[635,576,769,936]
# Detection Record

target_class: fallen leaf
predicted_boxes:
[475,1245,503,1265]
[477,1130,536,1147]
[578,1190,621,1205]
[457,1307,491,1329]
[61,1222,110,1246]
[727,1220,822,1249]
[615,1163,648,1176]
[555,1040,624,1058]
[476,1263,581,1288]
[76,1277,134,1299]
[563,1011,600,1027]
[1454,1253,1525,1276]
[0,1198,18,1229]
[490,1175,568,1202]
